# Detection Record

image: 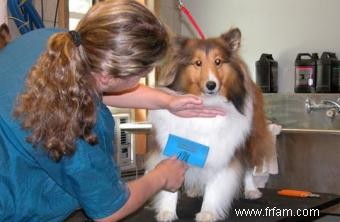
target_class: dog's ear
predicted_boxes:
[158,36,189,87]
[173,36,189,51]
[221,28,241,51]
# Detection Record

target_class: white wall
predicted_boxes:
[158,0,181,35]
[33,0,60,28]
[180,0,340,93]
[0,0,8,24]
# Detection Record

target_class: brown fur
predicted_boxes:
[158,28,274,170]
[0,23,11,49]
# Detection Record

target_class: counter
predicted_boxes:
[121,189,340,222]
[64,188,340,221]
[264,93,340,131]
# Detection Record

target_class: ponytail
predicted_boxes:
[14,0,169,161]
[14,32,98,161]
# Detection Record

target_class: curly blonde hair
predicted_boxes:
[14,0,169,161]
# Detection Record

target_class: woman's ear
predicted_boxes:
[173,36,189,51]
[158,36,188,87]
[94,73,112,87]
[221,28,241,51]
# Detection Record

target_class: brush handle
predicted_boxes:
[278,189,319,198]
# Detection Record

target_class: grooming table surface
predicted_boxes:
[121,189,340,222]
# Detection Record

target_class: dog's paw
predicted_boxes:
[156,211,178,222]
[196,211,218,222]
[244,189,263,199]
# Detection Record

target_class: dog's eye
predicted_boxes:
[215,58,221,66]
[194,60,202,67]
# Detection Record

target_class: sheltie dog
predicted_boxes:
[145,28,275,222]
[0,23,11,49]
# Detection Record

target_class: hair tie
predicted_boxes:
[68,30,81,47]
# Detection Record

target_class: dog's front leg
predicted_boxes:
[153,190,179,222]
[244,170,263,199]
[196,161,242,222]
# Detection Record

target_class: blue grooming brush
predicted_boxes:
[163,134,209,168]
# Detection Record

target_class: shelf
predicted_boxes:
[282,128,340,134]
[120,122,152,133]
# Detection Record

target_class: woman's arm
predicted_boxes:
[95,157,187,222]
[103,84,225,117]
[103,84,194,109]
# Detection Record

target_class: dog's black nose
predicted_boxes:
[206,81,217,90]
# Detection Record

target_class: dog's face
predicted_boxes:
[0,23,11,49]
[159,28,247,113]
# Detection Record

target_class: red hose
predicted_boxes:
[180,4,206,40]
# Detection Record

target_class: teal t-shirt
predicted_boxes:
[0,29,129,221]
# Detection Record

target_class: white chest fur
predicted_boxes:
[146,95,255,222]
[148,95,253,169]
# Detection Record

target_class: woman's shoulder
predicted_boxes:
[20,28,63,38]
[0,28,64,66]
[0,28,65,96]
[7,28,63,49]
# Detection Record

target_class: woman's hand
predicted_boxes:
[102,85,226,117]
[154,157,188,192]
[167,94,226,118]
[97,157,188,222]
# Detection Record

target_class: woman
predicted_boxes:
[0,0,223,221]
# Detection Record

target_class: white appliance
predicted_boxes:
[112,113,136,172]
